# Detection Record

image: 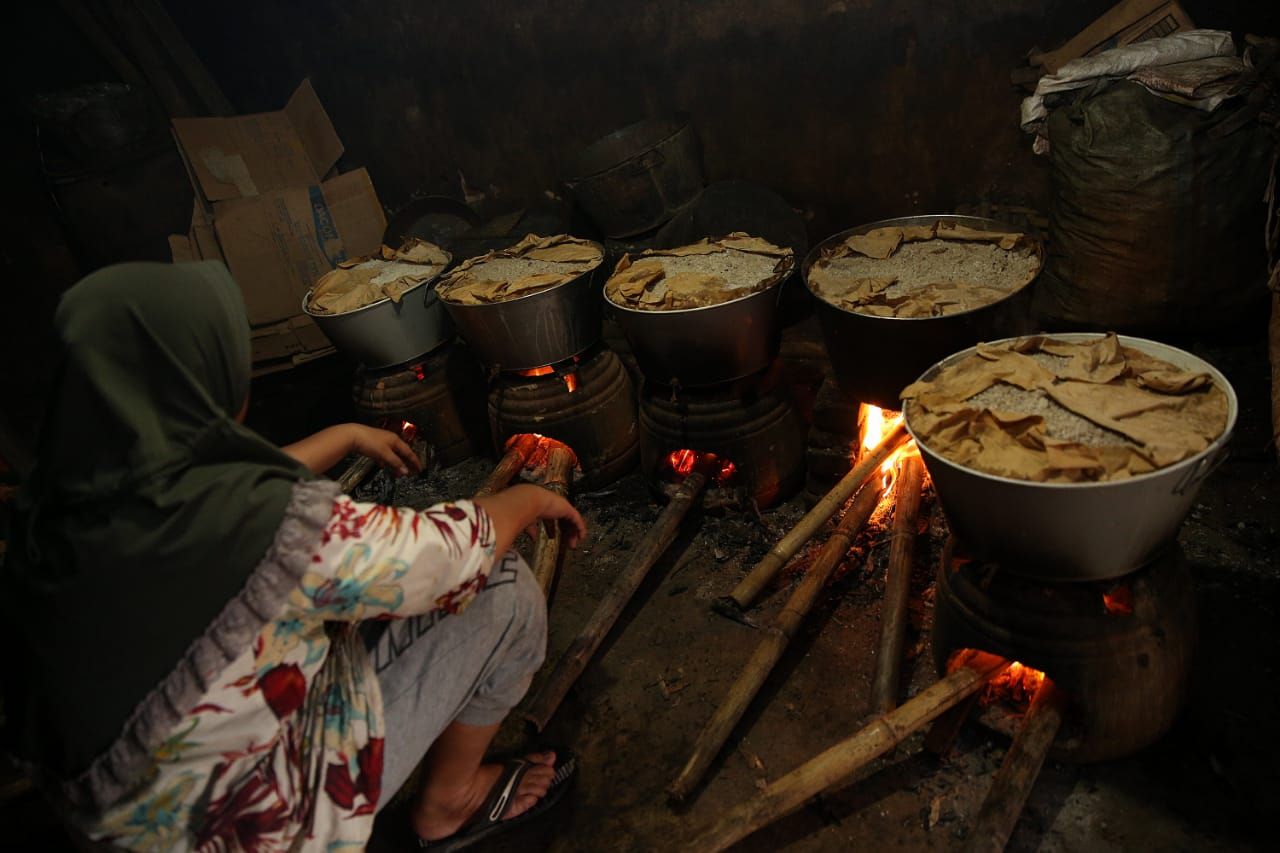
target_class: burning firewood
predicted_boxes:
[683,652,1012,851]
[963,677,1067,853]
[716,418,908,616]
[336,456,377,494]
[524,467,708,732]
[668,478,886,803]
[870,454,926,713]
[531,442,576,595]
[474,433,542,498]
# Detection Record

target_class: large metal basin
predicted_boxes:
[605,255,795,387]
[440,252,604,371]
[803,215,1042,408]
[565,115,704,238]
[302,258,453,369]
[907,334,1237,581]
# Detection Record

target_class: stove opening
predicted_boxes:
[947,650,1052,716]
[662,449,738,487]
[514,354,582,394]
[1102,583,1134,615]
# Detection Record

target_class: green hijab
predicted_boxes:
[3,261,318,792]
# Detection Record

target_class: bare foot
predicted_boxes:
[412,751,557,841]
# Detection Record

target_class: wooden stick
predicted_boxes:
[719,420,907,613]
[963,678,1067,853]
[337,456,377,494]
[474,434,541,498]
[669,480,885,803]
[870,454,926,714]
[531,444,575,595]
[685,653,1011,851]
[524,471,707,732]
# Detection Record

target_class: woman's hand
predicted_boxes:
[473,484,588,557]
[349,424,421,477]
[283,423,422,477]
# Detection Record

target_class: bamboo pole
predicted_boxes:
[525,471,707,732]
[669,480,885,803]
[531,444,575,595]
[963,679,1067,853]
[718,420,907,614]
[474,433,541,498]
[684,653,1011,852]
[870,455,926,714]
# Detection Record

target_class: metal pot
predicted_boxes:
[565,115,704,238]
[605,258,794,387]
[907,334,1237,582]
[803,215,1042,408]
[440,255,604,371]
[302,261,453,369]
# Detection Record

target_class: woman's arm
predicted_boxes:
[284,486,586,621]
[282,423,421,476]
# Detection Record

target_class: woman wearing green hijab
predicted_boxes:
[2,261,584,851]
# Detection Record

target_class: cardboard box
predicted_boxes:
[1032,0,1195,73]
[167,80,387,373]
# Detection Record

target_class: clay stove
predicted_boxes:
[352,340,489,466]
[639,359,807,509]
[487,343,639,491]
[932,538,1197,763]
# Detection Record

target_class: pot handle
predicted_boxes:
[1171,445,1229,496]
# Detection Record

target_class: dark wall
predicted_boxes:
[165,1,1280,236]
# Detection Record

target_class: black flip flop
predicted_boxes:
[417,750,578,851]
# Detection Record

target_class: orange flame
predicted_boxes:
[858,404,911,492]
[563,372,579,394]
[663,449,737,486]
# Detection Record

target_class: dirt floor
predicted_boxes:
[2,331,1275,852]
[357,335,1277,852]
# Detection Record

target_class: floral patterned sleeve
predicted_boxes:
[284,496,497,621]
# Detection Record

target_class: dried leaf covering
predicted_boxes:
[436,234,603,305]
[902,334,1230,483]
[306,239,450,315]
[808,221,1040,318]
[605,233,794,311]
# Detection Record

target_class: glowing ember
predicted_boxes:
[664,449,737,486]
[563,372,579,394]
[1102,584,1134,615]
[982,661,1048,711]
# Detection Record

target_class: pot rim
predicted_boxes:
[904,332,1239,491]
[802,214,1044,323]
[437,242,605,311]
[300,250,453,319]
[566,113,691,182]
[604,253,796,316]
